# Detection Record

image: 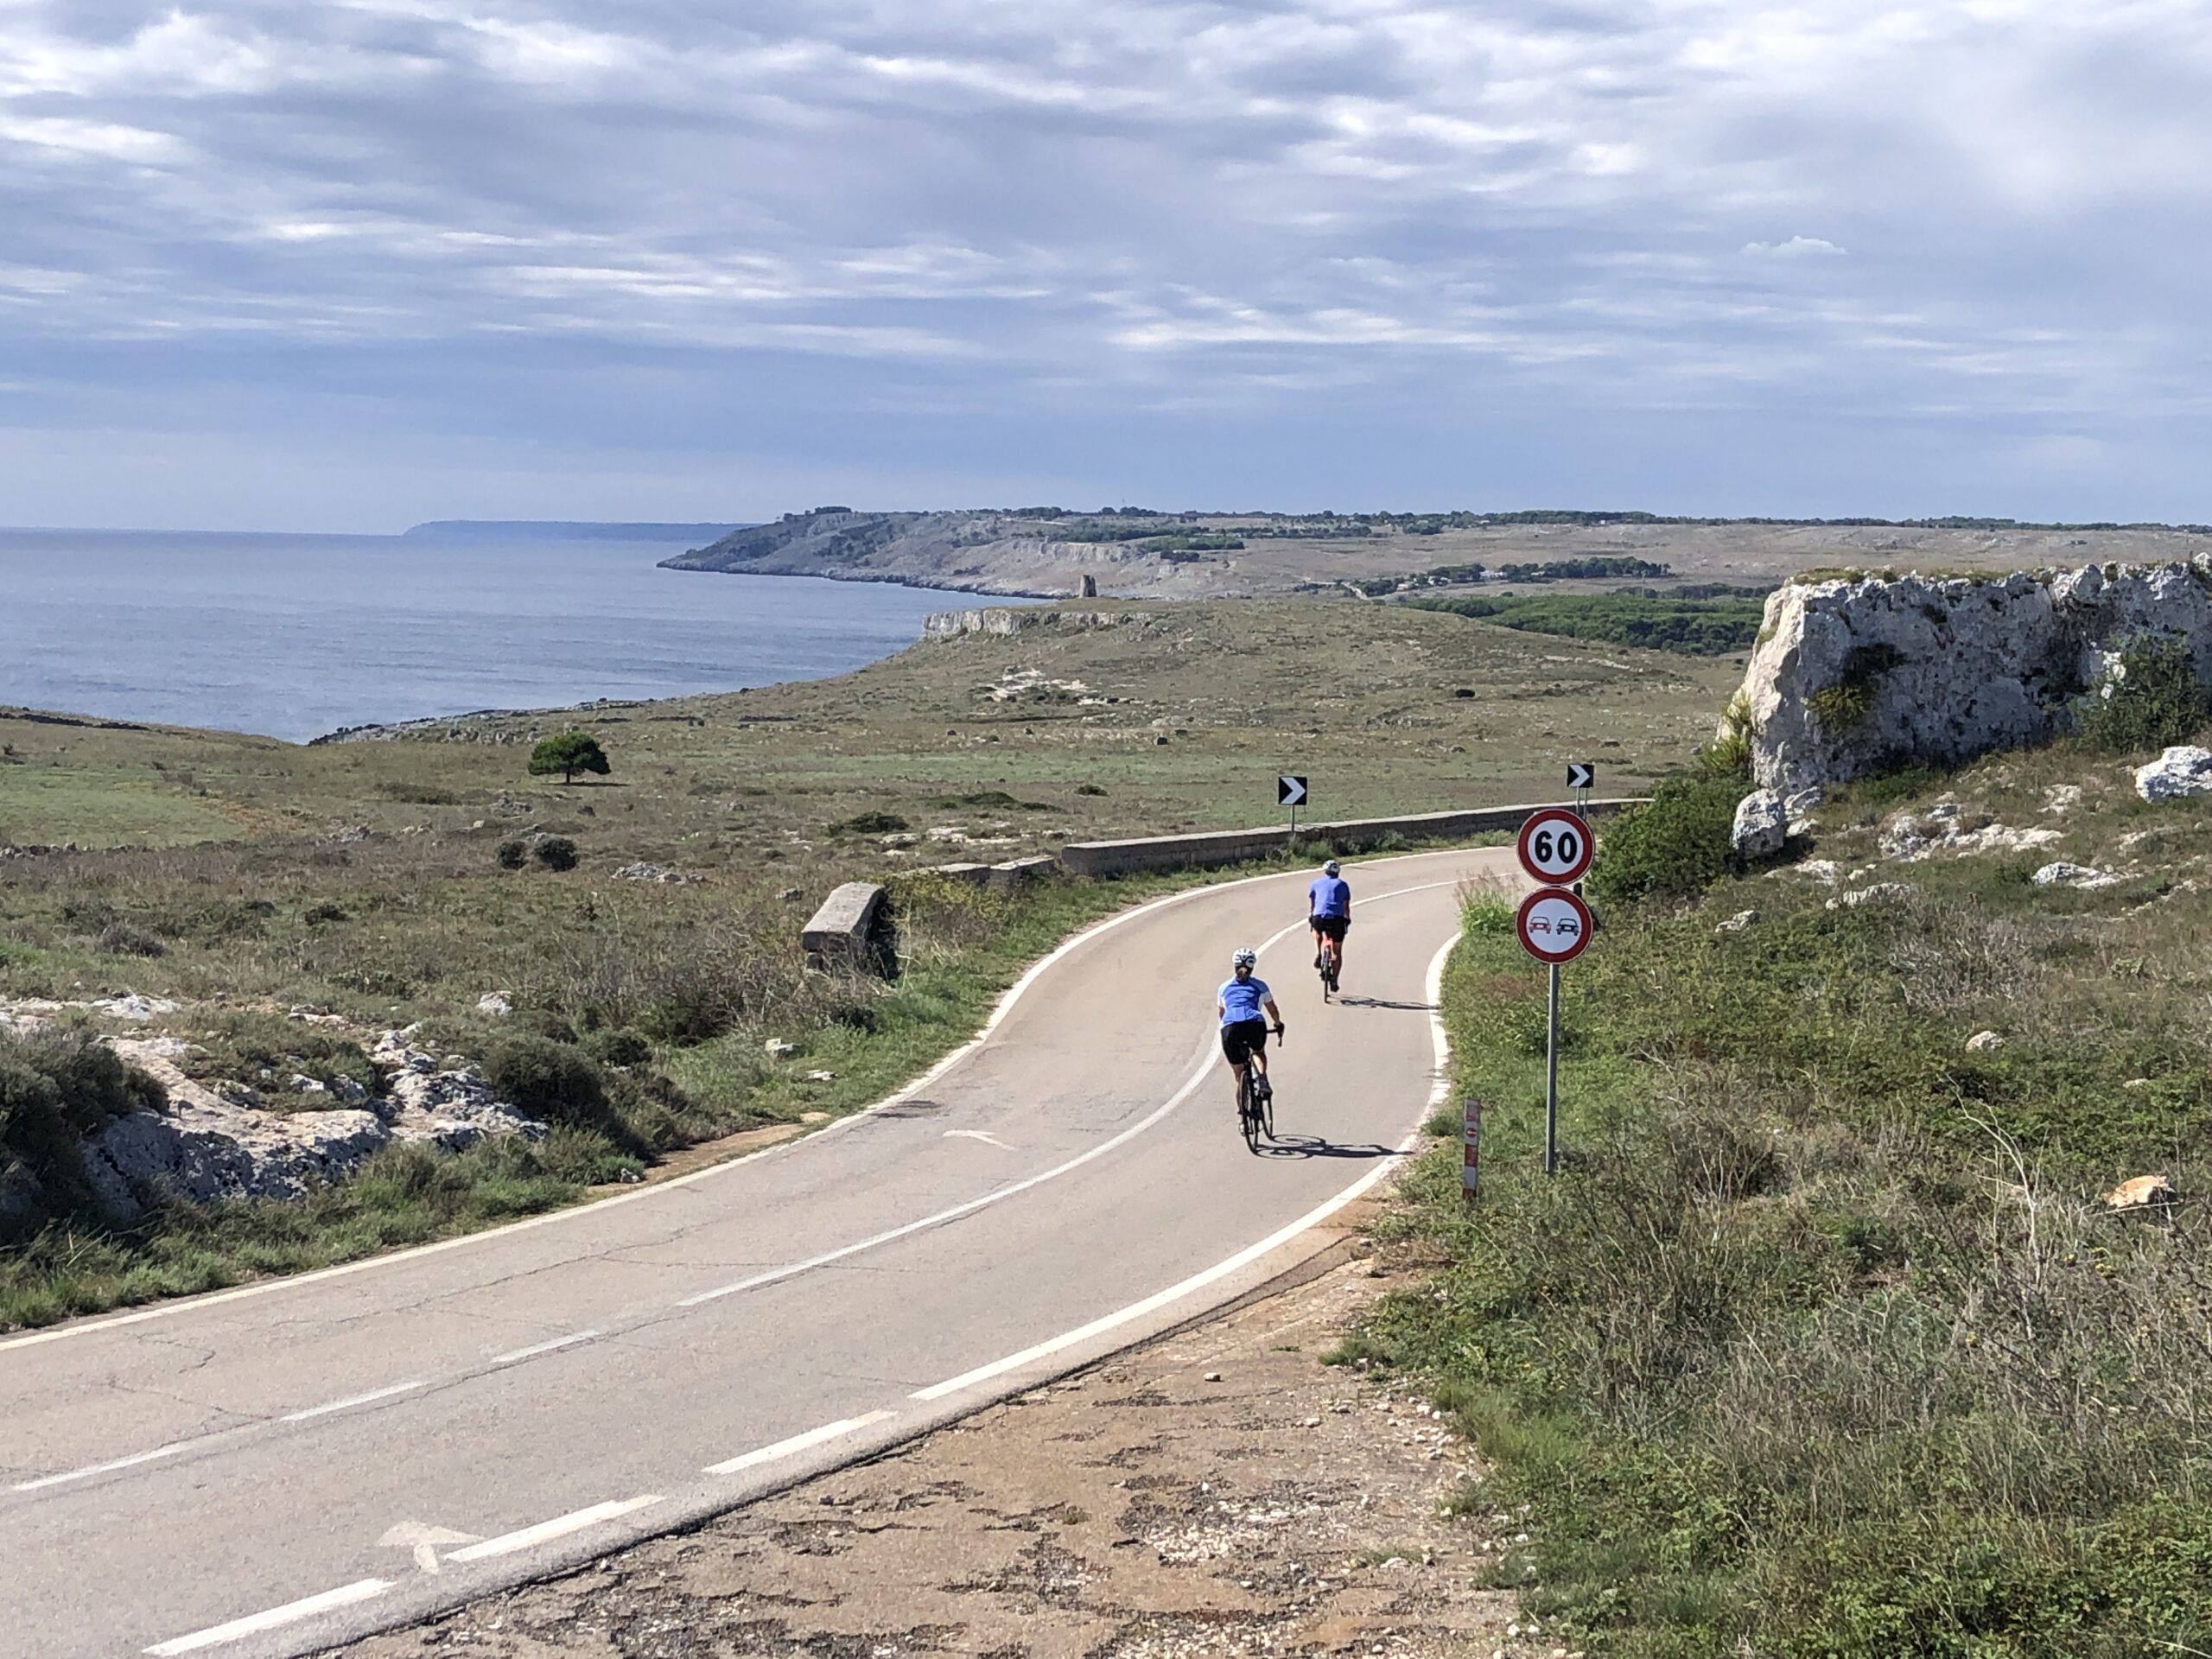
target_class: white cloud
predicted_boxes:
[1744,236,1847,257]
[3,0,2211,521]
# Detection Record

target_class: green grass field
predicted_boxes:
[1347,736,2212,1656]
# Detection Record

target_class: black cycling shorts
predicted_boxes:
[1311,914,1349,942]
[1221,1018,1269,1065]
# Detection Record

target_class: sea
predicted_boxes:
[0,525,969,743]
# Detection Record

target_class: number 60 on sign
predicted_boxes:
[1516,807,1593,886]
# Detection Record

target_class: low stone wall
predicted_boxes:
[1058,800,1640,878]
[923,607,1141,640]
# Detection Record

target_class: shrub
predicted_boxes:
[527,731,610,784]
[481,1034,632,1148]
[97,920,165,958]
[494,839,526,870]
[831,810,909,836]
[1805,643,1907,732]
[531,836,579,872]
[302,900,348,925]
[1586,772,1744,906]
[0,1028,164,1227]
[583,1027,652,1067]
[2076,634,2209,754]
[1076,784,1107,797]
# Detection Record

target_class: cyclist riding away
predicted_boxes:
[1308,857,1351,985]
[1218,947,1283,1108]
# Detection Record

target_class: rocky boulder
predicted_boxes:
[79,1032,543,1220]
[1731,559,2212,791]
[2135,745,2212,803]
[1731,790,1787,858]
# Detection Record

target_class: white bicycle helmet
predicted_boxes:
[1231,946,1258,969]
[1322,859,1341,876]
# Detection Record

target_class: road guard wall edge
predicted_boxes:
[1058,798,1642,878]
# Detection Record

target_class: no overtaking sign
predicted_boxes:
[1516,887,1593,965]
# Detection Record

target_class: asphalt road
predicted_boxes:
[1,843,1516,1659]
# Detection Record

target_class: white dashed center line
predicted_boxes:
[278,1380,423,1423]
[13,1441,190,1493]
[489,1330,601,1364]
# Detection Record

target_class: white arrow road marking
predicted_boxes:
[446,1495,662,1563]
[144,1579,394,1655]
[944,1129,1012,1149]
[378,1521,482,1575]
[705,1410,897,1475]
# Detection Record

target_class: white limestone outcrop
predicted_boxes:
[1731,559,2212,791]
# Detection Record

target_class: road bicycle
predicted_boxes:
[1236,1025,1282,1153]
[1315,930,1341,1001]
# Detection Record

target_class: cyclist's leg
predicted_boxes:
[1249,1027,1269,1081]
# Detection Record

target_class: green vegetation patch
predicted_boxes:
[1350,794,2212,1656]
[2076,634,2209,755]
[1405,594,1764,656]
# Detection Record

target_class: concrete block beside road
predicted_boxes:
[803,881,889,973]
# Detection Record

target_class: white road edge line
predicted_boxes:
[143,1577,394,1656]
[703,1408,898,1475]
[677,878,1464,1309]
[12,1440,190,1493]
[490,1330,601,1365]
[278,1380,423,1422]
[446,1494,663,1564]
[911,927,1461,1404]
[0,842,1493,1357]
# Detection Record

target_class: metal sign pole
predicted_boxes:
[1544,963,1560,1175]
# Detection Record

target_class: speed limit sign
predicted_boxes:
[1516,887,1593,965]
[1516,807,1593,887]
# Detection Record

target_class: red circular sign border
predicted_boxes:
[1516,887,1594,965]
[1516,807,1595,887]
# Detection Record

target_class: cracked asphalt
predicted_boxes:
[2,846,1518,1659]
[334,1250,1547,1659]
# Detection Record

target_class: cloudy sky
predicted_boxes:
[4,0,2209,529]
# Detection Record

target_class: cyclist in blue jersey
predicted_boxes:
[1308,858,1351,984]
[1217,947,1283,1106]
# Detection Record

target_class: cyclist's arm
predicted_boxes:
[1263,996,1282,1025]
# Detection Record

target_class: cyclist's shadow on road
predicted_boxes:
[1256,1133,1399,1161]
[1331,995,1435,1013]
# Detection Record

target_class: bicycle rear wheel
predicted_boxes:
[1260,1083,1275,1141]
[1239,1072,1262,1154]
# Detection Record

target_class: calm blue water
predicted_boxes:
[0,530,963,742]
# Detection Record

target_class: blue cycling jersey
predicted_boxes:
[1308,875,1351,918]
[1218,976,1273,1026]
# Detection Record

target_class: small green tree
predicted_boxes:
[528,731,610,785]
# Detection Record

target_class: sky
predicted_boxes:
[3,0,2211,530]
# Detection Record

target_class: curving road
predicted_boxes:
[0,843,1515,1659]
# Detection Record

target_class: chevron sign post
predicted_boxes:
[1279,775,1307,844]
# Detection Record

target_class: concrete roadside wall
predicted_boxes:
[1058,799,1642,878]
